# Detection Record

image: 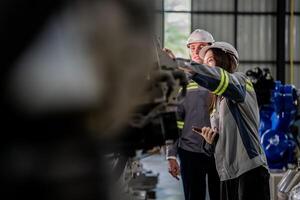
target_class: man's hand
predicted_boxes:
[192,126,218,144]
[168,159,180,180]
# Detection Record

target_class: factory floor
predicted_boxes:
[141,152,210,200]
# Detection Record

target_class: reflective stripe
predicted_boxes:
[178,81,199,93]
[177,121,184,129]
[246,79,254,92]
[187,82,198,89]
[217,70,229,95]
[188,83,198,87]
[246,83,254,92]
[177,125,184,129]
[177,121,184,126]
[213,69,225,94]
[246,79,252,84]
[187,86,198,90]
[246,80,253,87]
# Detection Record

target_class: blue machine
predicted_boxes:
[259,81,298,170]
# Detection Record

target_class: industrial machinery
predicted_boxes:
[289,182,300,200]
[277,159,300,200]
[106,40,189,200]
[247,68,299,171]
[246,67,274,106]
[260,81,299,170]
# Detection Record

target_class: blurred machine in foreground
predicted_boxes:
[0,1,187,200]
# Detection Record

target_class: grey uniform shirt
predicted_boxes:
[166,79,211,160]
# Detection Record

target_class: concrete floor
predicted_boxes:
[141,154,185,200]
[141,153,210,200]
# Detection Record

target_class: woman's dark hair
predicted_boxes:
[208,48,238,113]
[210,48,237,73]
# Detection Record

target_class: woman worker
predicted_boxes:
[179,41,270,200]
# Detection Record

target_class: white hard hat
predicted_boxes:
[199,41,239,61]
[186,29,215,47]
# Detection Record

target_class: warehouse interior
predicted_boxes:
[155,0,300,88]
[1,0,300,200]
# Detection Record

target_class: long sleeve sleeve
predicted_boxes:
[202,133,219,157]
[202,142,215,156]
[184,62,254,103]
[166,86,185,160]
[166,139,179,160]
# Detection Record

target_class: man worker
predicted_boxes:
[165,29,220,200]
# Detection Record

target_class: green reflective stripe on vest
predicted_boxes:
[177,121,184,129]
[217,70,229,95]
[246,79,252,83]
[178,81,199,94]
[188,83,198,87]
[177,125,184,129]
[210,108,217,117]
[213,69,225,94]
[187,81,198,89]
[246,84,254,92]
[187,86,199,90]
[246,83,254,92]
[246,79,254,92]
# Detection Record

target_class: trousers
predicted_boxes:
[220,166,270,200]
[178,147,220,200]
